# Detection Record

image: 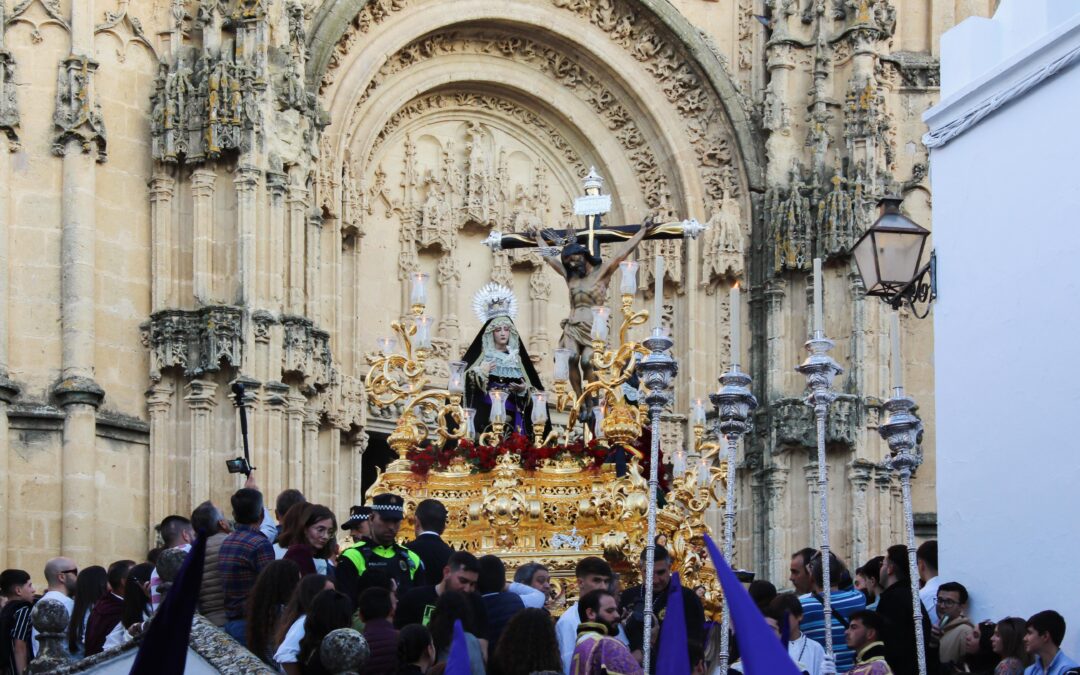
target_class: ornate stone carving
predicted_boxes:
[252,310,276,343]
[881,51,940,90]
[769,394,861,448]
[701,191,745,290]
[53,56,106,161]
[281,316,333,388]
[144,306,244,379]
[0,2,19,146]
[7,0,69,43]
[94,1,156,62]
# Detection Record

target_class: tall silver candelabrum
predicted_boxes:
[709,366,757,675]
[794,331,844,655]
[634,329,678,675]
[879,389,927,675]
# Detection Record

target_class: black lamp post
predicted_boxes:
[851,197,936,314]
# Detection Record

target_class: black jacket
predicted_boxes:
[406,533,453,586]
[876,581,936,675]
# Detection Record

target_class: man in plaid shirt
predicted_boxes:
[218,486,273,647]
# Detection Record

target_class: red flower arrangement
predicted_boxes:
[406,433,617,476]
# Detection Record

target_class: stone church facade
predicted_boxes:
[0,0,989,582]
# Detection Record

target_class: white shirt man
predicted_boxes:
[32,558,77,654]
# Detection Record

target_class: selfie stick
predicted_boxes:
[232,381,253,477]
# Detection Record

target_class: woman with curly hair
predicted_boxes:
[489,607,561,675]
[245,559,301,665]
[279,503,338,577]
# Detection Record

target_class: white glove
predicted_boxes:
[820,654,837,675]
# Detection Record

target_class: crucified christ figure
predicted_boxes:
[533,227,648,399]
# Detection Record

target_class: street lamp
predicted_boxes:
[851,197,935,314]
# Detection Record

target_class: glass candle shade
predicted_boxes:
[414,316,433,350]
[490,390,507,425]
[410,272,429,308]
[376,336,397,354]
[619,260,639,296]
[691,399,707,427]
[697,455,710,488]
[463,408,477,440]
[531,393,548,424]
[593,404,606,440]
[590,306,610,342]
[553,349,573,382]
[672,448,687,478]
[448,360,466,394]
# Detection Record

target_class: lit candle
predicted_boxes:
[620,260,639,296]
[813,258,824,335]
[691,399,707,426]
[376,336,397,354]
[531,393,548,424]
[652,254,665,330]
[697,455,710,488]
[553,349,572,382]
[448,360,466,394]
[891,310,903,390]
[730,282,741,367]
[490,390,507,424]
[590,306,610,342]
[672,448,687,478]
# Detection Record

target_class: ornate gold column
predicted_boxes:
[185,379,218,509]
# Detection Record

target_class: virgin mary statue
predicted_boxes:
[463,283,545,439]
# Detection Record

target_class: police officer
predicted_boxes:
[337,493,422,607]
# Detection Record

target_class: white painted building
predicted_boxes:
[926,0,1080,659]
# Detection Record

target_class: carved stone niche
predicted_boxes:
[143,306,244,379]
[768,394,862,449]
[281,315,333,388]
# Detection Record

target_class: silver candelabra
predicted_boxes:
[635,329,678,675]
[794,331,844,655]
[709,365,757,674]
[879,388,927,675]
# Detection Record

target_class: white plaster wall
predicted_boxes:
[928,0,1080,657]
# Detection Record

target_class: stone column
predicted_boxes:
[352,431,369,504]
[185,379,218,509]
[146,382,175,549]
[191,168,217,304]
[528,265,550,365]
[55,47,107,557]
[0,132,19,569]
[267,170,287,308]
[763,465,790,586]
[286,390,306,489]
[303,402,320,496]
[306,212,322,322]
[803,461,819,548]
[149,172,176,311]
[848,461,874,570]
[874,472,893,552]
[764,280,788,399]
[327,426,340,513]
[264,381,289,496]
[235,165,260,306]
[286,174,308,315]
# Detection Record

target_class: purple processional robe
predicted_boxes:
[570,627,644,675]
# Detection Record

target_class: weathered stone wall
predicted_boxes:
[0,0,993,580]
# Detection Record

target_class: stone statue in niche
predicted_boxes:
[464,122,493,224]
[419,171,454,250]
[701,190,744,290]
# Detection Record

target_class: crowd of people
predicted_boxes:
[1,477,1076,675]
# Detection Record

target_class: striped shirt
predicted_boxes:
[218,524,274,620]
[1,600,34,673]
[799,588,867,673]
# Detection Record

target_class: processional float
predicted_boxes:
[362,171,738,648]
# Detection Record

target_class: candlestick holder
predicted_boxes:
[794,332,844,656]
[635,330,678,675]
[879,390,927,675]
[708,365,758,674]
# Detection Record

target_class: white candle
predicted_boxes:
[652,255,665,330]
[730,283,740,367]
[813,258,824,335]
[891,310,903,390]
